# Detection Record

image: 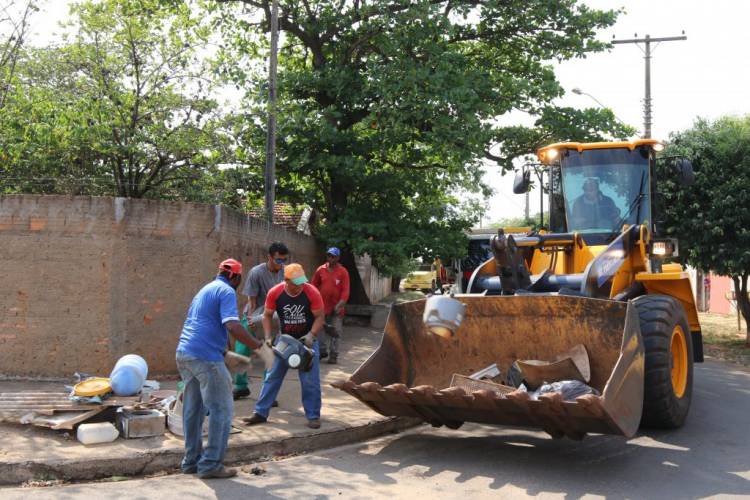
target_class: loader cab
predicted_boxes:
[541,142,656,245]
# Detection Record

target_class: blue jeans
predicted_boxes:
[254,340,321,420]
[175,351,234,474]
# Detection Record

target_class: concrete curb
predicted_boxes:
[0,417,422,486]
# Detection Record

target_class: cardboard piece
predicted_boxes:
[516,344,591,389]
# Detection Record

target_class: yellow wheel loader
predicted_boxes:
[335,139,701,440]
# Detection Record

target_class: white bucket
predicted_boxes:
[167,393,207,437]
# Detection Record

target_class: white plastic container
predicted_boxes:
[77,422,120,445]
[167,393,207,438]
[110,354,149,396]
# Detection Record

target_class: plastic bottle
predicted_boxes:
[110,354,148,396]
[77,422,120,445]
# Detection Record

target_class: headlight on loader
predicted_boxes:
[651,239,678,259]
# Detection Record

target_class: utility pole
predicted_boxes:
[612,33,686,138]
[264,0,280,224]
[524,191,530,222]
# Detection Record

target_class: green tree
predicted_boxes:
[663,116,750,345]
[487,106,636,171]
[209,0,626,301]
[0,1,38,109]
[488,212,549,231]
[1,0,238,198]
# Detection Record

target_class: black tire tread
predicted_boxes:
[633,294,693,429]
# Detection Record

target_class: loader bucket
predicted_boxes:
[334,295,645,439]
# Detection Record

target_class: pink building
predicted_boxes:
[707,273,734,315]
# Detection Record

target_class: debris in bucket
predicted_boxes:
[531,380,600,401]
[468,363,503,383]
[505,362,524,388]
[450,374,515,396]
[510,344,591,390]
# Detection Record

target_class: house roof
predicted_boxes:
[249,203,314,234]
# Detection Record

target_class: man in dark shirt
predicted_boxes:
[243,263,325,429]
[232,241,288,400]
[571,178,620,230]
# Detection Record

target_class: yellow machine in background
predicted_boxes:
[336,139,701,439]
[400,263,438,294]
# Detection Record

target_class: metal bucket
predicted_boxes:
[334,295,644,439]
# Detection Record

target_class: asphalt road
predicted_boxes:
[4,360,749,499]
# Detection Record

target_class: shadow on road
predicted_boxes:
[257,360,750,499]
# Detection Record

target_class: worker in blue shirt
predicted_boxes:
[176,258,267,479]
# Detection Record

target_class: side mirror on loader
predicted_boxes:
[675,159,695,186]
[513,169,531,194]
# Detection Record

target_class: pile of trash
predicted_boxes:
[449,344,600,401]
[0,353,187,446]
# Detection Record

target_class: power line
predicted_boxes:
[612,33,687,138]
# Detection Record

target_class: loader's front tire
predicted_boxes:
[634,295,693,429]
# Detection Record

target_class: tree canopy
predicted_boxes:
[0,0,245,199]
[663,115,750,343]
[1,0,636,302]
[211,0,630,285]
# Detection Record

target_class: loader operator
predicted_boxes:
[570,178,620,230]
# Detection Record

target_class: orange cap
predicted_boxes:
[283,263,307,285]
[218,258,242,276]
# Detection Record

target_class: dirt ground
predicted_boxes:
[698,312,750,367]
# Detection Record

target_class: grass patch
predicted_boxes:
[699,312,750,367]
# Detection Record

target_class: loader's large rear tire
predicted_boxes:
[634,295,693,429]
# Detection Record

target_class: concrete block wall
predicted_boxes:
[0,195,322,377]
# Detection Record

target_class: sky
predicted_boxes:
[484,0,750,224]
[23,0,750,224]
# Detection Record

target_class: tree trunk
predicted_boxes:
[340,249,371,306]
[732,274,750,346]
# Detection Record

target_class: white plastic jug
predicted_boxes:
[110,354,148,396]
[77,422,120,445]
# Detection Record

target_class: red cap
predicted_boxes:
[218,258,242,276]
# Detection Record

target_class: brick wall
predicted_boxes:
[0,195,322,377]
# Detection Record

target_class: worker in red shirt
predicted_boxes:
[243,263,325,429]
[311,247,350,364]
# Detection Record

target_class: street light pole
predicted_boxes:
[612,33,686,138]
[572,88,607,110]
[264,0,280,224]
[572,87,627,124]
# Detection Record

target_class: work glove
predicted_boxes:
[254,342,276,371]
[300,332,315,348]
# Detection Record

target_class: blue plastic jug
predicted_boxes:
[110,354,148,396]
